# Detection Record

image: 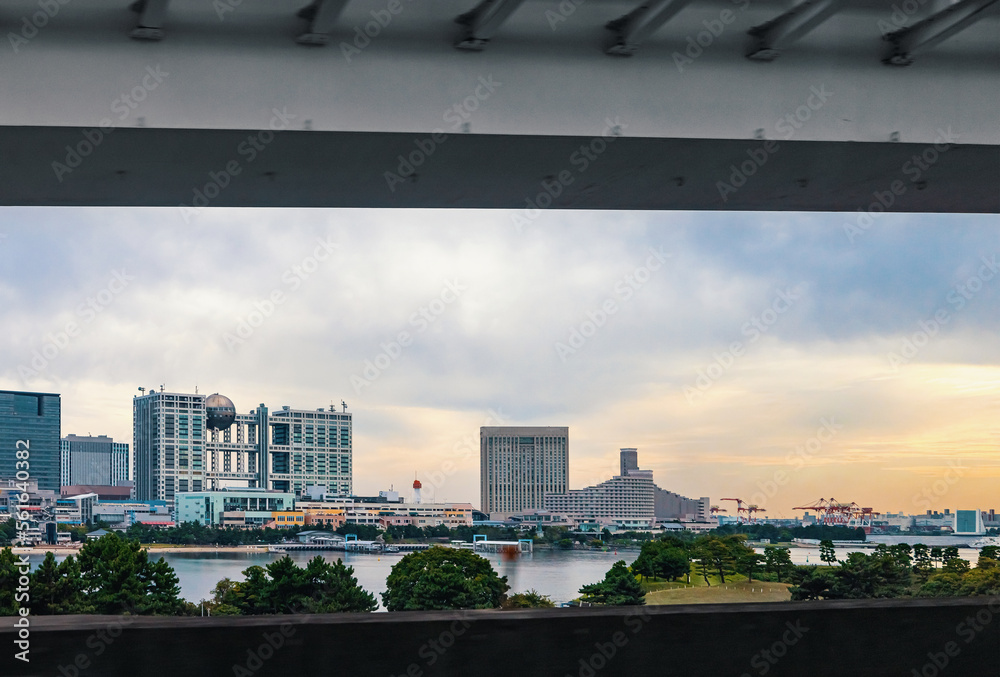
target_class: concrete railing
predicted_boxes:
[4,597,999,676]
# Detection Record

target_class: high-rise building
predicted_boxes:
[0,390,61,491]
[60,434,129,487]
[620,448,639,476]
[133,390,352,505]
[480,426,568,518]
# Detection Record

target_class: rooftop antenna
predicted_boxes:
[138,387,146,395]
[160,384,164,392]
[330,401,335,412]
[341,400,347,412]
[195,384,198,394]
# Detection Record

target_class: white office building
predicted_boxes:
[60,434,129,488]
[133,389,352,505]
[481,426,568,518]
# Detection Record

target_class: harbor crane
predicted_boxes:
[721,498,749,524]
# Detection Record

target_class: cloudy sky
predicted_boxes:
[2,208,998,517]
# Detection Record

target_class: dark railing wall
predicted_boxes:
[4,598,1000,677]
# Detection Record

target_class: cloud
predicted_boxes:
[1,207,998,514]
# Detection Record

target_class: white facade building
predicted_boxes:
[542,449,710,529]
[480,426,568,518]
[543,474,656,529]
[133,390,352,505]
[60,434,129,488]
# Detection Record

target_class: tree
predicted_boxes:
[75,532,185,614]
[889,543,912,569]
[978,546,999,565]
[382,546,509,611]
[789,567,835,600]
[826,551,911,599]
[336,524,382,541]
[231,555,377,614]
[691,543,713,586]
[701,537,737,584]
[737,552,765,582]
[941,557,971,576]
[304,557,379,613]
[819,540,837,565]
[764,547,793,582]
[578,561,645,606]
[31,552,90,615]
[631,542,690,582]
[657,547,691,582]
[913,544,933,581]
[0,547,21,616]
[501,590,555,609]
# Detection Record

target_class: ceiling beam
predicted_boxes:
[605,0,697,56]
[296,0,351,46]
[454,0,527,51]
[883,0,999,65]
[129,0,169,40]
[746,0,845,61]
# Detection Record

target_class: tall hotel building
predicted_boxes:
[60,434,129,487]
[133,390,351,505]
[0,390,61,491]
[480,426,568,518]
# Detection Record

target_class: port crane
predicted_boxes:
[721,498,749,524]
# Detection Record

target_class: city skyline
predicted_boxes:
[1,207,998,516]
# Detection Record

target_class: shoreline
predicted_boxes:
[14,544,273,554]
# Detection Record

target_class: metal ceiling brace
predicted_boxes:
[746,0,845,61]
[454,0,527,51]
[605,0,696,56]
[883,0,999,65]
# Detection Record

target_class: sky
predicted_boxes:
[1,208,998,517]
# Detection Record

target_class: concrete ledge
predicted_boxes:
[3,598,1000,676]
[3,126,997,212]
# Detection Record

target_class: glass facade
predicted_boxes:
[60,434,129,487]
[0,390,61,492]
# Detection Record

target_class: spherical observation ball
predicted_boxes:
[205,393,237,431]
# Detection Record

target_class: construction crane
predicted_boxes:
[793,498,879,533]
[710,505,727,515]
[721,498,749,524]
[746,504,766,524]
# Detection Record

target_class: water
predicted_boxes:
[22,535,988,607]
[24,547,638,609]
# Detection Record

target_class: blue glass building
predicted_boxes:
[0,390,61,492]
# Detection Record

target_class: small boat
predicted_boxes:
[971,536,1000,549]
[384,546,400,553]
